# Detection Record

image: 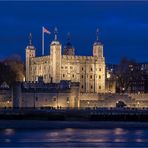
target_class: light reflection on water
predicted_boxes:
[3,128,15,136]
[0,127,148,147]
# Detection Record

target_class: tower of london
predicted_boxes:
[25,28,105,93]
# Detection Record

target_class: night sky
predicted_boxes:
[0,1,148,64]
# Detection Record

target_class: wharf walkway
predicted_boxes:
[0,107,148,121]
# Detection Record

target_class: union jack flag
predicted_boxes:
[43,27,51,34]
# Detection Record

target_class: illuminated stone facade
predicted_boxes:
[26,28,105,93]
[0,82,148,108]
[13,81,80,108]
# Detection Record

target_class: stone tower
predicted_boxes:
[93,28,105,93]
[93,28,104,58]
[64,32,75,55]
[50,27,62,83]
[25,33,36,82]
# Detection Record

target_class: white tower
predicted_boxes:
[25,33,36,82]
[50,27,62,83]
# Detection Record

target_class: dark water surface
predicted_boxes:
[0,127,148,147]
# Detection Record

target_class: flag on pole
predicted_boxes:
[42,26,51,56]
[43,27,51,34]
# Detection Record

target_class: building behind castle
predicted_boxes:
[25,28,105,93]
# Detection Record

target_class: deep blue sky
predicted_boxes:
[0,1,148,63]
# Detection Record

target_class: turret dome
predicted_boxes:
[51,27,61,45]
[64,32,75,55]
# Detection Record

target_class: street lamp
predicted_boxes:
[122,87,125,93]
[137,102,140,108]
[67,100,69,108]
[7,101,10,108]
[87,101,90,107]
[67,97,70,108]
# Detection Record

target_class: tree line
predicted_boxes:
[0,55,25,86]
[115,57,147,93]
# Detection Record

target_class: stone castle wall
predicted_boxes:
[129,93,148,107]
[12,82,80,108]
[0,86,148,108]
[0,89,12,107]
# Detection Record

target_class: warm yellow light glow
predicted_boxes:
[107,72,111,79]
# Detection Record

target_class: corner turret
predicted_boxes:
[25,33,36,82]
[64,32,75,55]
[50,27,62,83]
[93,28,104,58]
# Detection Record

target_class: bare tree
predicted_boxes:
[4,55,25,82]
[115,57,141,93]
[0,55,25,86]
[0,62,16,86]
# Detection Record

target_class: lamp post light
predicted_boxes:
[137,102,140,108]
[66,97,70,109]
[67,100,70,108]
[7,100,10,108]
[87,101,90,107]
[122,87,125,93]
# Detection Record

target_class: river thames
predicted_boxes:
[0,127,148,147]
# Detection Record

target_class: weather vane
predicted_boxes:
[29,33,32,45]
[54,27,58,41]
[96,28,99,41]
[67,32,71,42]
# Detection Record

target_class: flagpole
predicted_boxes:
[42,27,44,56]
